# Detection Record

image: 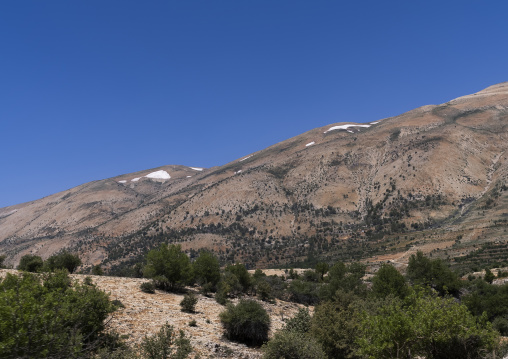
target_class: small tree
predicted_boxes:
[485,268,496,284]
[219,299,271,346]
[371,263,408,299]
[144,244,193,292]
[225,263,252,293]
[192,251,220,289]
[315,262,329,281]
[0,255,6,269]
[17,254,44,272]
[45,250,82,273]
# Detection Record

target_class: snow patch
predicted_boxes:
[131,177,141,182]
[347,130,354,133]
[370,121,379,124]
[235,170,242,174]
[324,124,371,133]
[186,176,192,178]
[305,141,315,147]
[240,155,253,162]
[190,167,203,171]
[118,180,127,184]
[145,170,171,179]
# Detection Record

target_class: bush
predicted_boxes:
[144,244,192,292]
[141,281,156,293]
[256,280,273,302]
[371,263,408,299]
[284,307,311,334]
[219,299,271,346]
[44,250,82,273]
[262,330,326,359]
[0,255,6,269]
[225,263,252,293]
[357,288,499,359]
[92,264,104,276]
[141,322,192,359]
[0,271,115,358]
[17,254,44,272]
[180,293,198,313]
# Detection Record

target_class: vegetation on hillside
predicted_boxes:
[8,247,508,358]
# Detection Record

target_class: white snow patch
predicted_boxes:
[186,176,192,178]
[145,170,171,179]
[190,167,203,171]
[324,124,371,133]
[305,141,315,147]
[347,130,354,133]
[131,177,141,182]
[370,121,379,124]
[240,155,253,162]
[235,170,242,174]
[118,180,127,184]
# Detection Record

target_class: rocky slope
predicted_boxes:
[1,83,508,270]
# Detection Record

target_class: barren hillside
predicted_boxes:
[1,83,507,270]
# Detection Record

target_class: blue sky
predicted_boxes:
[1,1,507,208]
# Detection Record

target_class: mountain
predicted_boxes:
[1,83,508,271]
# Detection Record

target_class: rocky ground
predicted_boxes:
[0,269,307,358]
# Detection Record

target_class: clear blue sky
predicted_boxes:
[1,1,507,208]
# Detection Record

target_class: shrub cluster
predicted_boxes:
[219,299,271,346]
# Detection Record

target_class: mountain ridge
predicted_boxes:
[1,82,507,271]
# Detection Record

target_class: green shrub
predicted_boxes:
[17,254,44,272]
[141,281,156,293]
[215,271,243,304]
[180,293,198,313]
[371,263,408,299]
[188,319,197,327]
[225,263,252,293]
[140,323,192,359]
[44,250,82,273]
[192,251,221,288]
[143,244,192,292]
[219,299,270,346]
[284,307,311,334]
[357,289,499,359]
[256,280,273,302]
[0,271,115,358]
[262,331,326,359]
[200,281,214,296]
[92,264,104,276]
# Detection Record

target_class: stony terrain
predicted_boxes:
[0,269,305,358]
[1,82,508,270]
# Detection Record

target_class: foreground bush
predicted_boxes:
[219,299,270,346]
[357,288,499,359]
[0,270,114,358]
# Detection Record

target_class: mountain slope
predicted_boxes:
[1,83,508,270]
